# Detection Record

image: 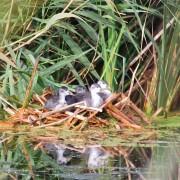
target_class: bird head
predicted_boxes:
[75,85,87,94]
[90,84,101,93]
[97,80,109,89]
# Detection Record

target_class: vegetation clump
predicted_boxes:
[0,1,179,179]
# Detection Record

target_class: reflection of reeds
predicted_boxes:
[146,143,180,180]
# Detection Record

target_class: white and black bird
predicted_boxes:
[97,80,112,100]
[75,85,88,102]
[84,83,104,108]
[67,84,103,108]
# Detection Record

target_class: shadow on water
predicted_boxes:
[0,126,179,179]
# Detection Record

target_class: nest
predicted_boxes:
[8,88,150,131]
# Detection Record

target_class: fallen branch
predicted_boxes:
[75,105,102,112]
[35,116,69,128]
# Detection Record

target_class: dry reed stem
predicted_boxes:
[125,79,146,96]
[65,109,86,129]
[65,111,87,121]
[115,94,150,124]
[73,121,85,130]
[22,144,35,179]
[69,118,80,129]
[71,94,119,130]
[128,100,150,124]
[34,94,45,106]
[108,103,134,123]
[126,158,146,180]
[35,116,69,128]
[75,105,102,112]
[125,157,132,180]
[22,58,39,108]
[87,93,120,120]
[129,18,175,67]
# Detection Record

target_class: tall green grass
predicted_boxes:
[0,0,45,45]
[0,0,178,118]
[157,10,179,112]
[145,1,179,114]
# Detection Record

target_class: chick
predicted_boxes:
[85,83,103,108]
[75,85,88,102]
[64,85,87,105]
[44,87,70,110]
[97,80,112,100]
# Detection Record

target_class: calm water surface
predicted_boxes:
[0,126,179,180]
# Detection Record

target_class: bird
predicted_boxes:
[44,94,60,110]
[44,82,109,110]
[58,86,72,104]
[65,85,87,105]
[66,84,104,108]
[85,83,103,108]
[75,85,88,102]
[43,143,72,165]
[44,86,71,110]
[97,80,112,100]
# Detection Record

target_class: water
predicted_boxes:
[0,126,179,179]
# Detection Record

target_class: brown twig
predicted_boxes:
[88,93,121,120]
[65,111,87,121]
[36,108,84,128]
[108,103,134,123]
[35,116,69,128]
[128,100,150,124]
[39,101,84,120]
[129,18,175,67]
[107,109,141,129]
[115,94,149,124]
[75,105,102,112]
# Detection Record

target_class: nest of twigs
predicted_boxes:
[7,88,150,131]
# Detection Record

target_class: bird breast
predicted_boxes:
[90,92,103,108]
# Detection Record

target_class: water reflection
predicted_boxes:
[41,139,180,179]
[145,142,180,180]
[85,146,110,169]
[43,143,111,169]
[43,143,73,165]
[0,130,179,179]
[41,142,148,179]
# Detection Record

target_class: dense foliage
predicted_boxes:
[0,0,179,119]
[0,1,179,179]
